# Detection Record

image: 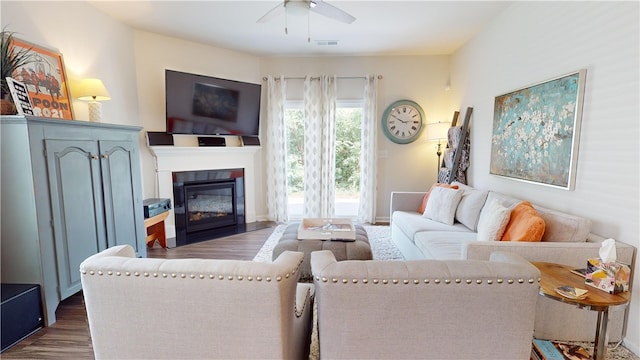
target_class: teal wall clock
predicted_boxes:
[381,99,425,144]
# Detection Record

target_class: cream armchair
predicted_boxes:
[311,250,540,360]
[80,245,313,360]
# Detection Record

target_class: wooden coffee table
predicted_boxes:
[531,262,630,360]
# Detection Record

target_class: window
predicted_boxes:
[334,101,363,218]
[285,101,363,219]
[285,102,304,219]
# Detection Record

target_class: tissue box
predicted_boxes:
[585,258,631,294]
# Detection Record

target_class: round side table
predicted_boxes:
[531,262,630,360]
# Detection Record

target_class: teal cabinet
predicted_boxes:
[1,116,145,325]
[99,140,144,252]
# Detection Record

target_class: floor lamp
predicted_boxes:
[426,122,451,178]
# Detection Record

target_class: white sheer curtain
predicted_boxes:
[265,75,288,222]
[303,75,337,218]
[357,74,379,223]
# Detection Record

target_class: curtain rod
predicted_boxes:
[262,75,383,81]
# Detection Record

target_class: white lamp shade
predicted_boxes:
[77,78,111,101]
[286,0,310,15]
[426,122,451,141]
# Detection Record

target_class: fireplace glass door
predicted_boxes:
[184,182,236,233]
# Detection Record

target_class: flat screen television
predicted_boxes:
[165,69,261,136]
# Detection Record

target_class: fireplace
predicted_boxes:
[173,168,245,246]
[185,181,236,232]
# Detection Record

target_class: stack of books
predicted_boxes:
[531,339,590,360]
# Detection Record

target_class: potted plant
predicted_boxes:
[1,27,33,114]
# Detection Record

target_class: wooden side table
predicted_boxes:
[144,211,169,248]
[532,262,630,360]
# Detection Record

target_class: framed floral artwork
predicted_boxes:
[9,38,74,119]
[490,70,586,190]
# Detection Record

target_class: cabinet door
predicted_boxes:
[99,140,145,256]
[44,139,106,300]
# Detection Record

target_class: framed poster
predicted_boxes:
[8,38,74,119]
[490,70,586,190]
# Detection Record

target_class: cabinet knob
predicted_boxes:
[102,154,109,159]
[91,154,99,160]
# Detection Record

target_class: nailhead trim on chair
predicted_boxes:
[81,271,296,281]
[80,256,304,283]
[295,286,313,318]
[315,275,539,285]
[81,257,310,322]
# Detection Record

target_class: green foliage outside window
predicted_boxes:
[286,108,305,193]
[286,107,362,195]
[335,108,362,194]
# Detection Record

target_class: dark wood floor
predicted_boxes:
[1,225,277,359]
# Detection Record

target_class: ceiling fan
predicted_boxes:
[257,0,356,25]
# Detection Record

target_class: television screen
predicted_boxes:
[165,70,261,136]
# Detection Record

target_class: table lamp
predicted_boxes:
[77,78,111,122]
[426,121,451,174]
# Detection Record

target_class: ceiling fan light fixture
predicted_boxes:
[257,0,356,26]
[286,1,309,16]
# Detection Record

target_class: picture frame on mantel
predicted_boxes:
[489,69,586,190]
[9,38,74,120]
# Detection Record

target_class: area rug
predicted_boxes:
[556,341,639,360]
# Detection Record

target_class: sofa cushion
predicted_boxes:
[534,206,591,243]
[423,187,464,225]
[415,231,477,259]
[455,187,489,231]
[477,199,511,241]
[417,183,459,214]
[485,191,521,209]
[487,191,591,243]
[392,211,471,242]
[501,201,545,242]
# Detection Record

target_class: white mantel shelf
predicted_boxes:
[150,145,262,238]
[150,145,260,155]
[150,145,261,172]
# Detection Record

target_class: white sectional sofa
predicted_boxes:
[390,181,636,342]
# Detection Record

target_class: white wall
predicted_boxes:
[450,1,640,352]
[260,56,452,221]
[0,1,139,126]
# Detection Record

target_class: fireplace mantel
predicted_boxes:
[150,146,261,238]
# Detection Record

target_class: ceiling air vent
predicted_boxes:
[315,40,339,46]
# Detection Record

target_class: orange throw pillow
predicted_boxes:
[418,183,459,214]
[501,201,545,241]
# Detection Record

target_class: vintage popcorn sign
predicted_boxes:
[9,38,74,120]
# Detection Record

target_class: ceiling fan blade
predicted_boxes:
[257,2,285,23]
[311,1,356,24]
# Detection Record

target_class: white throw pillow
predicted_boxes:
[476,198,511,241]
[423,187,464,225]
[455,188,489,232]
